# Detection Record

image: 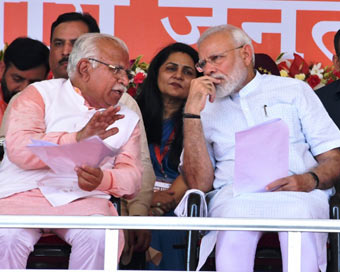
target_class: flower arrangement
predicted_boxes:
[276,53,340,90]
[127,55,148,97]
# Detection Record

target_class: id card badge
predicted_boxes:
[153,177,173,192]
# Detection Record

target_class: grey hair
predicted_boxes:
[67,33,129,78]
[197,24,255,65]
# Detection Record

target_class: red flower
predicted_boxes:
[289,53,309,78]
[127,86,137,97]
[327,78,335,85]
[277,61,289,72]
[133,72,146,84]
[306,74,321,89]
[334,71,340,79]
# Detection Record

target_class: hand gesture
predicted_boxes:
[76,165,103,191]
[185,76,221,114]
[77,106,124,142]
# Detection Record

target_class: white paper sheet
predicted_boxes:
[27,136,118,174]
[233,118,289,195]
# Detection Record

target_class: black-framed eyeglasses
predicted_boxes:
[88,58,133,80]
[195,44,245,72]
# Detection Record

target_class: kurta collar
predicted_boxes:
[238,70,261,98]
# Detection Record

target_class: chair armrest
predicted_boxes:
[330,194,340,220]
[110,196,121,216]
[328,193,340,272]
[186,192,202,271]
[187,192,201,218]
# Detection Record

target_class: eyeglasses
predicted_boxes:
[88,58,133,80]
[195,45,244,72]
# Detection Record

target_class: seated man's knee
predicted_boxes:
[217,231,262,250]
[0,228,40,253]
[71,229,105,251]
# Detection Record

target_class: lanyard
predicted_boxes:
[154,129,175,171]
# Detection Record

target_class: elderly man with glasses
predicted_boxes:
[0,33,142,270]
[181,24,340,272]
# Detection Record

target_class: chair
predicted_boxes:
[185,191,340,272]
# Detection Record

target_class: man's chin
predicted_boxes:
[215,85,235,98]
[54,69,68,79]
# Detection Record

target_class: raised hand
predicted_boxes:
[76,106,124,142]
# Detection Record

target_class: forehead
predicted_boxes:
[6,64,47,79]
[97,39,129,67]
[51,21,89,41]
[163,52,195,68]
[198,31,235,58]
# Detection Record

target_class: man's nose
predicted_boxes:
[117,74,129,86]
[203,62,217,76]
[62,42,73,56]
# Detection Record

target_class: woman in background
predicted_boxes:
[137,42,200,270]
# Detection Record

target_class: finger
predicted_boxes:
[78,177,96,191]
[139,234,151,252]
[98,127,119,140]
[100,105,121,117]
[166,191,175,195]
[77,165,102,178]
[76,167,102,190]
[151,207,164,216]
[266,178,288,191]
[128,230,136,248]
[100,112,124,123]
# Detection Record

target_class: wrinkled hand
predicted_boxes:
[76,165,103,191]
[266,173,315,192]
[77,106,124,142]
[185,76,221,114]
[128,229,151,252]
[150,190,176,214]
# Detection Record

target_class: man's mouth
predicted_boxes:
[112,84,127,96]
[58,58,69,66]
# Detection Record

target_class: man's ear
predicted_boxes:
[240,44,254,67]
[0,61,6,79]
[333,54,340,71]
[77,59,91,81]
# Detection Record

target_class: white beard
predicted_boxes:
[213,58,248,98]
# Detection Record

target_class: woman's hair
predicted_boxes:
[137,42,200,169]
[67,33,128,78]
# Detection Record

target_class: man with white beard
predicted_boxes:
[181,24,340,272]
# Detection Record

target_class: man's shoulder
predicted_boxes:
[119,92,142,118]
[120,92,137,107]
[118,101,139,122]
[261,73,305,87]
[32,78,69,92]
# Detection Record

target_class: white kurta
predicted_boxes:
[186,72,340,271]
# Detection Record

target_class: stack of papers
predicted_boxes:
[27,136,119,174]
